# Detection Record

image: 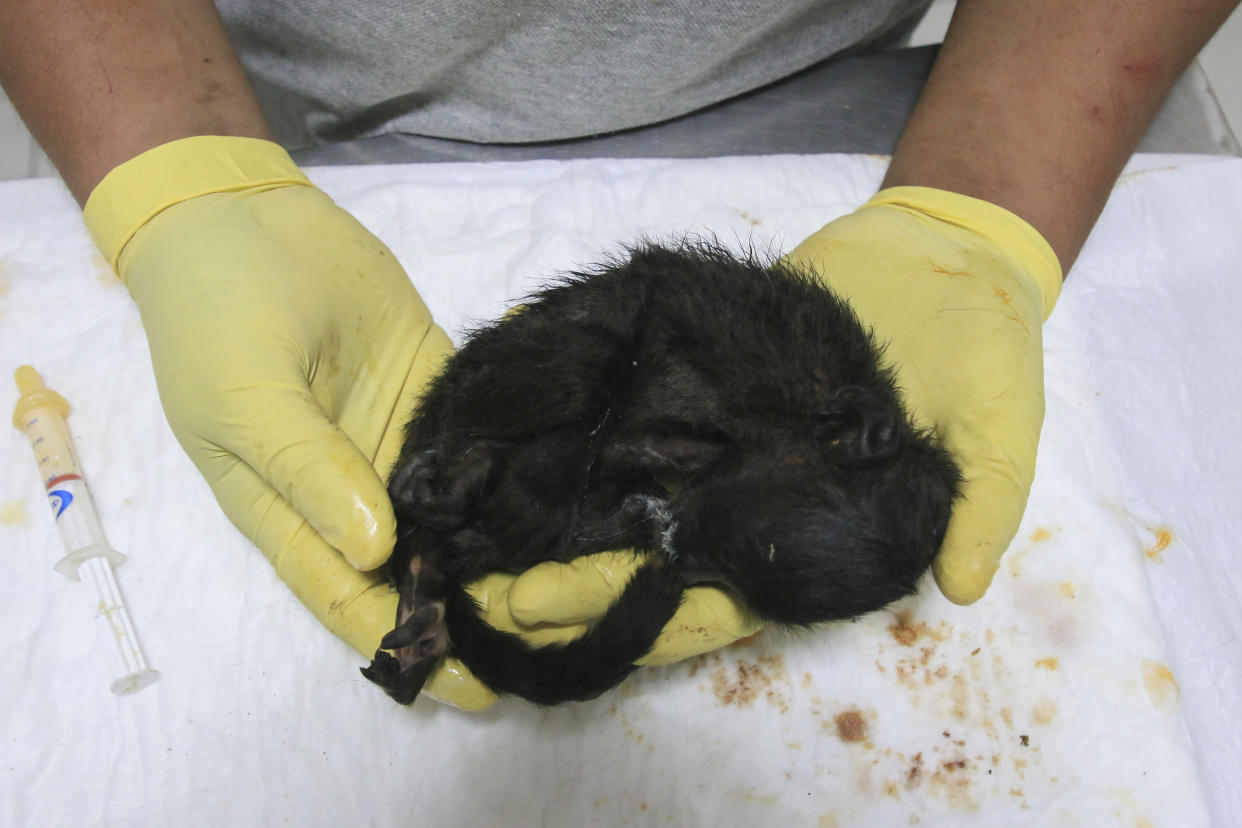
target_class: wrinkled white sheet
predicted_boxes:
[1,153,1239,827]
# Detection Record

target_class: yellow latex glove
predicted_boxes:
[82,136,758,710]
[787,186,1062,603]
[83,135,490,701]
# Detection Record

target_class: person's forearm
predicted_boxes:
[884,0,1239,270]
[0,0,271,205]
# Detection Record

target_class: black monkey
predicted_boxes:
[361,242,960,705]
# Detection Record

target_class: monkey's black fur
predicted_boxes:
[361,241,960,706]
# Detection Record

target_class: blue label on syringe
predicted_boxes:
[45,474,83,520]
[49,490,74,518]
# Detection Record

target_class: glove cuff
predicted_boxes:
[864,186,1064,321]
[82,136,313,274]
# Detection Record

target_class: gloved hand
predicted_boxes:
[787,186,1063,603]
[82,136,759,711]
[83,134,453,693]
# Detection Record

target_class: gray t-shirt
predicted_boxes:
[216,0,929,150]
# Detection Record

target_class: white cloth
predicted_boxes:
[1,153,1239,826]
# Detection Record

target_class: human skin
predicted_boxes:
[884,0,1240,270]
[0,0,271,205]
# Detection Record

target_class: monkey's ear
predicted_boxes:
[814,385,900,466]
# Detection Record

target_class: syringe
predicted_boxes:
[12,366,159,694]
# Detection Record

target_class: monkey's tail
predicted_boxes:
[443,557,685,705]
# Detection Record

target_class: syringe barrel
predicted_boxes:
[13,368,125,577]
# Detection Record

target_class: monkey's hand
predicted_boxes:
[786,186,1062,604]
[83,135,456,683]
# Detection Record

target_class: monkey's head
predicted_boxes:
[664,385,960,626]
